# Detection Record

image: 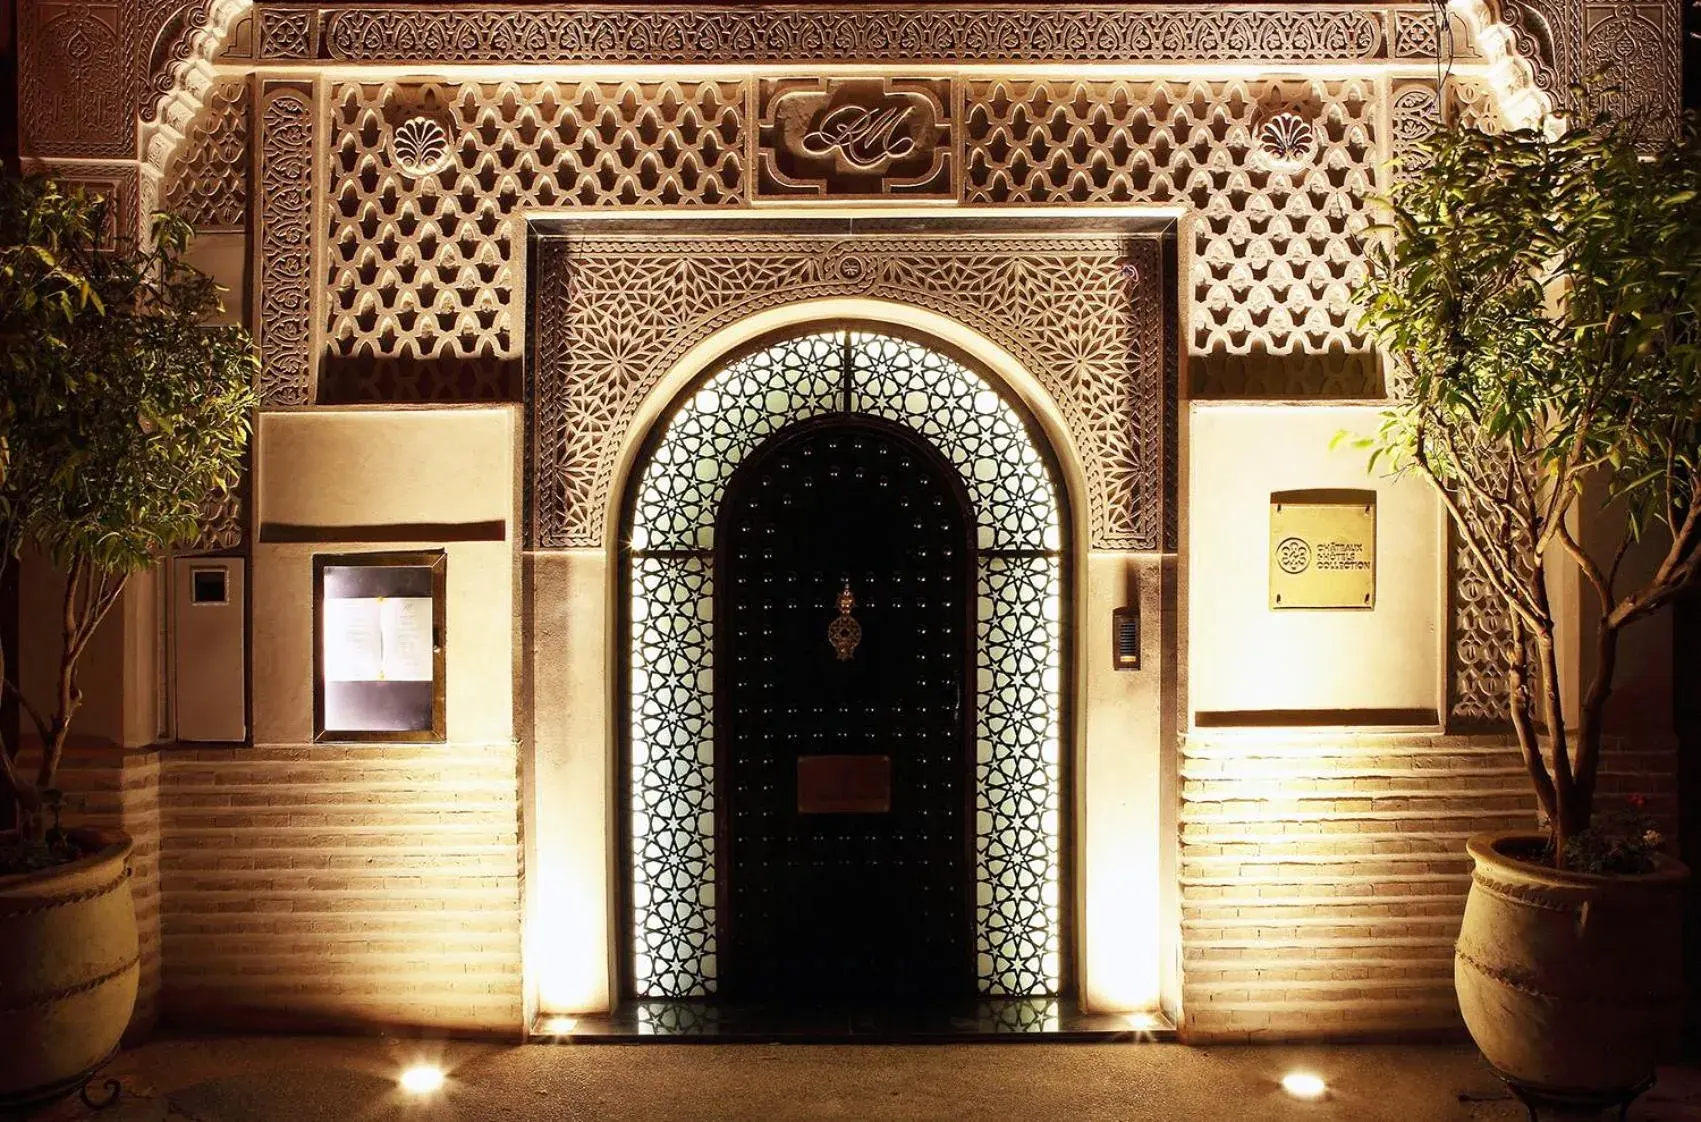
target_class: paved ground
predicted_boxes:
[28,1036,1701,1122]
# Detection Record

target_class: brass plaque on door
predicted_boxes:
[797,754,891,814]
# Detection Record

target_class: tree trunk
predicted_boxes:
[1571,614,1622,827]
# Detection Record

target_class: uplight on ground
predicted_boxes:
[399,1064,446,1095]
[1281,1072,1328,1101]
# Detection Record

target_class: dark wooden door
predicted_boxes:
[718,419,974,1002]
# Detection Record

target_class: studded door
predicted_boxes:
[718,419,974,1001]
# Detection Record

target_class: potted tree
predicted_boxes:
[0,178,255,1106]
[1356,100,1701,1109]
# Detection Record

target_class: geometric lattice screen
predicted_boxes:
[628,330,1064,997]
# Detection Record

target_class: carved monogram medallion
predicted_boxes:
[756,78,954,199]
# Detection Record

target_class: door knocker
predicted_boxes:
[827,581,862,661]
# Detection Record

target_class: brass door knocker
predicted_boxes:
[827,581,862,661]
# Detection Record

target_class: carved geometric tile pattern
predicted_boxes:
[164,77,249,232]
[532,233,1165,552]
[1448,540,1513,728]
[629,553,718,997]
[323,80,746,402]
[976,553,1063,996]
[852,335,1061,553]
[628,331,1064,997]
[963,78,1380,397]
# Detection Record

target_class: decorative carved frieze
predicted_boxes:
[530,230,1170,552]
[256,81,316,406]
[754,77,955,200]
[164,77,249,232]
[307,6,1388,63]
[1390,81,1443,188]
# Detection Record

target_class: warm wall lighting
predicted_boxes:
[542,1015,578,1035]
[399,1064,446,1095]
[1281,1072,1328,1101]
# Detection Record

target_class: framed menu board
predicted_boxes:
[313,551,446,742]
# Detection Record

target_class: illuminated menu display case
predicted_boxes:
[313,551,446,742]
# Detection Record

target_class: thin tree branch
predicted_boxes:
[1412,452,1546,629]
[1556,518,1614,617]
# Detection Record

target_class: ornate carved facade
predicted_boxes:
[164,77,249,231]
[12,0,1689,1043]
[315,75,1377,402]
[530,229,1170,552]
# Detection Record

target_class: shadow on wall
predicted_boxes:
[317,356,524,404]
[1677,589,1701,1053]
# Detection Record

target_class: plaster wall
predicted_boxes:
[17,549,160,749]
[155,407,525,1033]
[1186,404,1442,721]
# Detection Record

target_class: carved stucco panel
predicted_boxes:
[256,80,316,406]
[530,233,1169,552]
[322,78,748,402]
[1582,0,1682,124]
[17,157,141,247]
[20,0,249,161]
[962,77,1380,397]
[311,6,1387,64]
[164,77,249,232]
[20,1,129,158]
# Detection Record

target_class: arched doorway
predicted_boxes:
[624,326,1068,1002]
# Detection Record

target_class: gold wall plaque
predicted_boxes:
[1269,489,1376,609]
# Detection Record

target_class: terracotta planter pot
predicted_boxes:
[1456,831,1688,1099]
[0,828,139,1103]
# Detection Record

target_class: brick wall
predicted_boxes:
[1178,730,1677,1040]
[157,743,523,1035]
[56,746,163,1033]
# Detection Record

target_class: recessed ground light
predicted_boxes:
[542,1016,578,1035]
[1125,1012,1160,1031]
[1281,1072,1328,1100]
[399,1064,446,1095]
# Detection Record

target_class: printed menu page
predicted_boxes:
[323,596,435,682]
